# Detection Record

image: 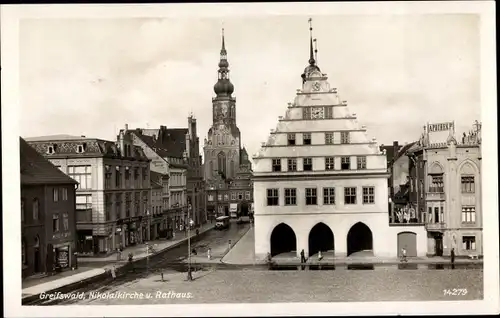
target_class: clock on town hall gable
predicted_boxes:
[203,29,253,219]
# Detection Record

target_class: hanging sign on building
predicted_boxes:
[428,122,454,132]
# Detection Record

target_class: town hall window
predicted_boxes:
[303,107,312,120]
[325,132,334,145]
[284,188,297,206]
[287,133,296,145]
[266,189,279,206]
[272,159,282,172]
[325,157,335,170]
[341,156,351,170]
[357,156,367,170]
[344,187,357,204]
[362,186,375,204]
[324,106,333,119]
[323,187,335,205]
[303,133,312,145]
[288,158,297,171]
[305,188,317,205]
[461,176,475,193]
[303,157,313,171]
[341,131,350,144]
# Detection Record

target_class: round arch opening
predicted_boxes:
[308,222,334,257]
[270,223,297,257]
[347,222,373,256]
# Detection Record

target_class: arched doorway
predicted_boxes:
[347,222,373,256]
[270,223,296,256]
[397,232,417,257]
[308,222,334,257]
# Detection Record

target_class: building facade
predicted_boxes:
[203,30,253,220]
[21,137,78,278]
[252,23,426,260]
[26,134,153,255]
[127,117,205,231]
[407,121,483,257]
[150,171,167,239]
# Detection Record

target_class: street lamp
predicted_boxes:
[187,204,194,281]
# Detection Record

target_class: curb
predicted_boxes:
[220,225,253,264]
[22,226,214,304]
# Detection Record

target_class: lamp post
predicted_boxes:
[187,204,194,281]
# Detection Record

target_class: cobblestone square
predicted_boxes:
[73,268,483,304]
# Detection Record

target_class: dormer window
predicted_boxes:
[76,143,86,153]
[47,144,56,154]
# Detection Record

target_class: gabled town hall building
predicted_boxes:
[253,22,426,260]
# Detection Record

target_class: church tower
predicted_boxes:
[204,29,253,219]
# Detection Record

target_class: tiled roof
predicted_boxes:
[25,134,87,142]
[393,142,417,162]
[26,135,148,161]
[20,137,77,185]
[133,133,170,158]
[130,127,188,159]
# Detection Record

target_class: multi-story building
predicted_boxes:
[26,133,153,255]
[203,30,253,220]
[380,141,403,201]
[149,171,166,239]
[21,137,78,277]
[407,121,482,257]
[252,22,426,260]
[387,141,419,224]
[127,117,205,231]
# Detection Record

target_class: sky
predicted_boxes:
[19,14,480,159]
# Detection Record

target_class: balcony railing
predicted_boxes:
[425,222,446,231]
[428,187,444,193]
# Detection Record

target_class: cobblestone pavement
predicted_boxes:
[69,268,482,304]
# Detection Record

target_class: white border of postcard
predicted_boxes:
[2,1,498,316]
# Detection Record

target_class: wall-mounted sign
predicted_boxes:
[428,122,454,132]
[57,247,69,268]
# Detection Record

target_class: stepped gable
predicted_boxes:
[253,64,383,159]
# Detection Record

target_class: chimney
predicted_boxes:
[125,124,129,131]
[393,141,399,154]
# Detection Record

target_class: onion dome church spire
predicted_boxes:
[214,28,234,98]
[301,18,321,83]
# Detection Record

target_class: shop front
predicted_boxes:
[76,230,93,255]
[54,244,71,271]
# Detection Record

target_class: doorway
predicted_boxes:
[435,234,443,256]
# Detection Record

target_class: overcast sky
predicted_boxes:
[19,14,480,158]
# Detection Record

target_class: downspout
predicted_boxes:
[409,155,419,223]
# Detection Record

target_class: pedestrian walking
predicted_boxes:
[207,248,212,260]
[116,248,122,261]
[450,248,455,269]
[111,265,116,280]
[300,249,306,264]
